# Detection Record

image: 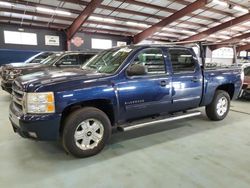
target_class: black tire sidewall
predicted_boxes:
[206,90,230,121]
[62,107,111,158]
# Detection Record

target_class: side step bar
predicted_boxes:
[118,111,201,132]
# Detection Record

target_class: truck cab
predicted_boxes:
[9,45,242,157]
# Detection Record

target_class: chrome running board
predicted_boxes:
[118,111,201,132]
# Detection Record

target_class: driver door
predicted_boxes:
[116,47,172,121]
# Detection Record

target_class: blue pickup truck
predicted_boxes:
[9,45,242,157]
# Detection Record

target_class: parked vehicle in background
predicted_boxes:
[1,51,95,93]
[9,45,242,157]
[239,63,250,98]
[0,52,54,70]
[1,52,55,93]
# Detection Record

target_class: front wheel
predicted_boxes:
[62,107,111,158]
[206,90,230,121]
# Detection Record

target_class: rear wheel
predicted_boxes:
[206,90,230,121]
[62,107,111,158]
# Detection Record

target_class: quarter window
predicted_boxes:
[169,49,196,73]
[132,48,166,75]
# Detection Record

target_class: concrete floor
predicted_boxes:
[0,90,250,188]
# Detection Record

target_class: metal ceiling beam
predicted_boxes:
[133,0,208,44]
[0,7,73,22]
[5,1,200,33]
[0,7,186,40]
[66,0,102,40]
[237,44,250,52]
[0,16,66,29]
[0,16,133,37]
[183,13,250,41]
[210,32,250,50]
[62,0,209,28]
[11,0,250,32]
[118,0,217,22]
[167,0,233,17]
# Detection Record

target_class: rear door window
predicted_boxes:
[168,48,196,73]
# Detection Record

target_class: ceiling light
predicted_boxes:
[212,0,228,6]
[210,34,230,39]
[162,28,175,32]
[181,30,197,35]
[126,21,149,28]
[89,16,116,23]
[233,6,249,13]
[55,10,71,16]
[10,13,36,20]
[36,7,71,16]
[0,1,13,7]
[163,28,196,35]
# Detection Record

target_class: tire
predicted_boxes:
[62,107,111,158]
[206,90,230,121]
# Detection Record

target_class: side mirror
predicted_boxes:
[127,64,146,76]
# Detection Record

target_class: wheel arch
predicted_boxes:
[60,99,116,134]
[216,83,235,99]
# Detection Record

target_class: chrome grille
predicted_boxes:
[12,81,24,111]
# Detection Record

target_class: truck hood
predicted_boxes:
[4,63,42,69]
[15,68,105,91]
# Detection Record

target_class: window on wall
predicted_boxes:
[4,30,37,45]
[91,38,112,49]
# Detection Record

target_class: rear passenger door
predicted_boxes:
[168,48,203,111]
[55,54,80,68]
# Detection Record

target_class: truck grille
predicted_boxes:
[12,81,24,111]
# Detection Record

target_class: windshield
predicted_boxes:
[40,53,63,65]
[82,47,133,74]
[25,52,53,64]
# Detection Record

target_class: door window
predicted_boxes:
[132,48,166,75]
[57,55,79,66]
[168,48,196,73]
[78,54,94,65]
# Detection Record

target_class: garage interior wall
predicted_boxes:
[0,24,67,65]
[69,32,132,52]
[0,24,132,65]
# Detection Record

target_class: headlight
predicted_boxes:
[25,92,55,114]
[9,70,22,79]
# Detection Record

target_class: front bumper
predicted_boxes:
[9,102,61,141]
[1,80,13,93]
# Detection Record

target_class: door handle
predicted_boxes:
[191,77,199,82]
[160,80,167,87]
